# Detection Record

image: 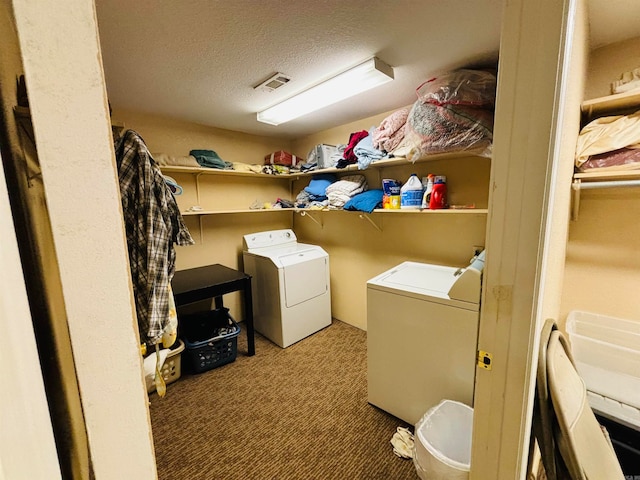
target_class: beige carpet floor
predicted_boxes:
[149,319,420,480]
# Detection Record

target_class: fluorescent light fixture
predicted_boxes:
[257,57,394,126]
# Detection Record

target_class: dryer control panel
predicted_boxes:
[243,229,297,250]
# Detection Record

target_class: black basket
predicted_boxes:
[180,308,241,374]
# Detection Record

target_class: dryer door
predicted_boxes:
[280,250,328,308]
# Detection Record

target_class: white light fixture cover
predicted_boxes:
[257,57,394,126]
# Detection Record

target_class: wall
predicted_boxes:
[584,36,640,100]
[538,0,588,322]
[294,115,491,329]
[291,108,397,156]
[291,156,490,330]
[117,107,491,330]
[114,107,292,161]
[114,108,294,319]
[291,109,491,329]
[559,35,640,325]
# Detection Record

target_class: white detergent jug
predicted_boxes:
[401,173,423,209]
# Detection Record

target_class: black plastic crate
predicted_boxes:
[179,308,241,374]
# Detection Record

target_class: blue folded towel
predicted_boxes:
[343,189,384,213]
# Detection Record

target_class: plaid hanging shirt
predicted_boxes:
[115,130,194,346]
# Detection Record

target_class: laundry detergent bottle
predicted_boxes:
[400,173,423,209]
[421,174,434,209]
[429,175,447,209]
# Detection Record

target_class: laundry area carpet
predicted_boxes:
[149,319,420,479]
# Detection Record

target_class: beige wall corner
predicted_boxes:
[11,0,157,478]
[561,35,640,325]
[585,36,640,100]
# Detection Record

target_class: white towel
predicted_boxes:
[326,175,367,208]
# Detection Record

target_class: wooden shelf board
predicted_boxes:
[293,207,488,214]
[161,166,295,179]
[182,207,488,216]
[181,208,295,215]
[581,90,640,117]
[573,170,640,181]
[294,150,489,176]
[163,149,490,180]
[371,208,488,214]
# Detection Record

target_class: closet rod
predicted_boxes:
[571,178,640,221]
[572,179,640,190]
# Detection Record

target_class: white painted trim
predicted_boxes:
[11,0,157,478]
[470,0,577,478]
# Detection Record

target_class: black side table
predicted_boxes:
[172,264,255,356]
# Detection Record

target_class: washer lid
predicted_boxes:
[367,261,479,310]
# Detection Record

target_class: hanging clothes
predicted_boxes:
[115,130,194,347]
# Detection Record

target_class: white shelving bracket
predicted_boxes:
[195,172,203,206]
[359,213,382,232]
[297,210,323,228]
[571,178,581,221]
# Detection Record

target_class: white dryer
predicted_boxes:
[242,229,331,348]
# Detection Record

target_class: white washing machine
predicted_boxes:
[367,253,485,425]
[242,229,331,348]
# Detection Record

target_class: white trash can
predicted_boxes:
[413,399,473,480]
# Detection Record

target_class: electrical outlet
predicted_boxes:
[472,245,484,257]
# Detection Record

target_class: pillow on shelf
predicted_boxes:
[152,152,200,168]
[304,173,337,197]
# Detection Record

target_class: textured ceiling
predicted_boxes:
[95,0,640,140]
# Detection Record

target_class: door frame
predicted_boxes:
[470,0,584,478]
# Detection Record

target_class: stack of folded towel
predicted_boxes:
[325,175,368,209]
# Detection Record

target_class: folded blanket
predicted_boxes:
[190,149,233,169]
[575,109,640,168]
[344,189,384,213]
[578,147,640,172]
[232,162,264,173]
[355,127,385,170]
[326,175,368,208]
[372,108,410,153]
[325,174,367,196]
